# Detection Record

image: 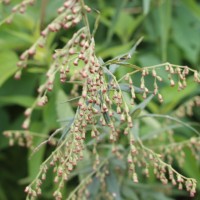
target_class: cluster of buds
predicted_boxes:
[2,0,10,5]
[176,96,200,117]
[127,138,140,183]
[120,63,200,105]
[73,178,92,200]
[3,130,33,148]
[14,0,91,80]
[11,0,35,14]
[19,26,92,129]
[41,0,88,36]
[6,0,200,198]
[125,136,198,197]
[140,68,163,102]
[25,131,85,199]
[21,107,34,129]
[159,137,200,168]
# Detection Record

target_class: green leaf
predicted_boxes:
[56,89,74,126]
[0,95,35,107]
[0,51,18,86]
[106,1,127,44]
[131,108,141,119]
[139,114,200,136]
[106,170,122,200]
[183,147,200,188]
[43,93,59,129]
[143,0,151,15]
[122,185,139,200]
[98,42,133,59]
[182,0,200,19]
[172,2,200,64]
[28,123,49,181]
[119,83,146,93]
[138,53,161,66]
[158,0,172,61]
[131,94,154,113]
[115,12,144,43]
[88,177,100,200]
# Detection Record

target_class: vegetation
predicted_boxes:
[0,0,200,200]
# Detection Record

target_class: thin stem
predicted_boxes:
[117,62,199,82]
[80,0,91,37]
[30,128,63,157]
[40,0,48,30]
[60,96,81,104]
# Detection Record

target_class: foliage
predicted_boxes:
[0,0,200,200]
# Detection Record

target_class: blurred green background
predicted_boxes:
[0,0,200,199]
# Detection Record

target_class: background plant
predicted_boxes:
[0,0,200,200]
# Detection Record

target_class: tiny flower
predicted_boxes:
[22,118,30,129]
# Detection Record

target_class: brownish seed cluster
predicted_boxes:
[158,137,200,168]
[2,0,200,199]
[2,0,10,5]
[126,141,197,197]
[3,130,33,148]
[176,96,200,117]
[11,0,35,14]
[121,63,200,104]
[14,0,90,79]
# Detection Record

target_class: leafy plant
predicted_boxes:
[1,0,200,200]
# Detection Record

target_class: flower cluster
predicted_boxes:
[11,0,35,14]
[157,137,200,168]
[3,130,33,148]
[14,0,90,79]
[127,141,197,197]
[2,0,200,199]
[119,62,200,103]
[1,0,10,5]
[176,96,200,117]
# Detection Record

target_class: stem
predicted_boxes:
[30,128,63,157]
[117,62,199,82]
[80,0,91,37]
[40,0,48,30]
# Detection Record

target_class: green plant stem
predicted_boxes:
[30,128,63,157]
[117,62,199,82]
[80,0,91,37]
[40,0,48,29]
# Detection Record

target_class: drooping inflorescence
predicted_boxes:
[2,0,200,199]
